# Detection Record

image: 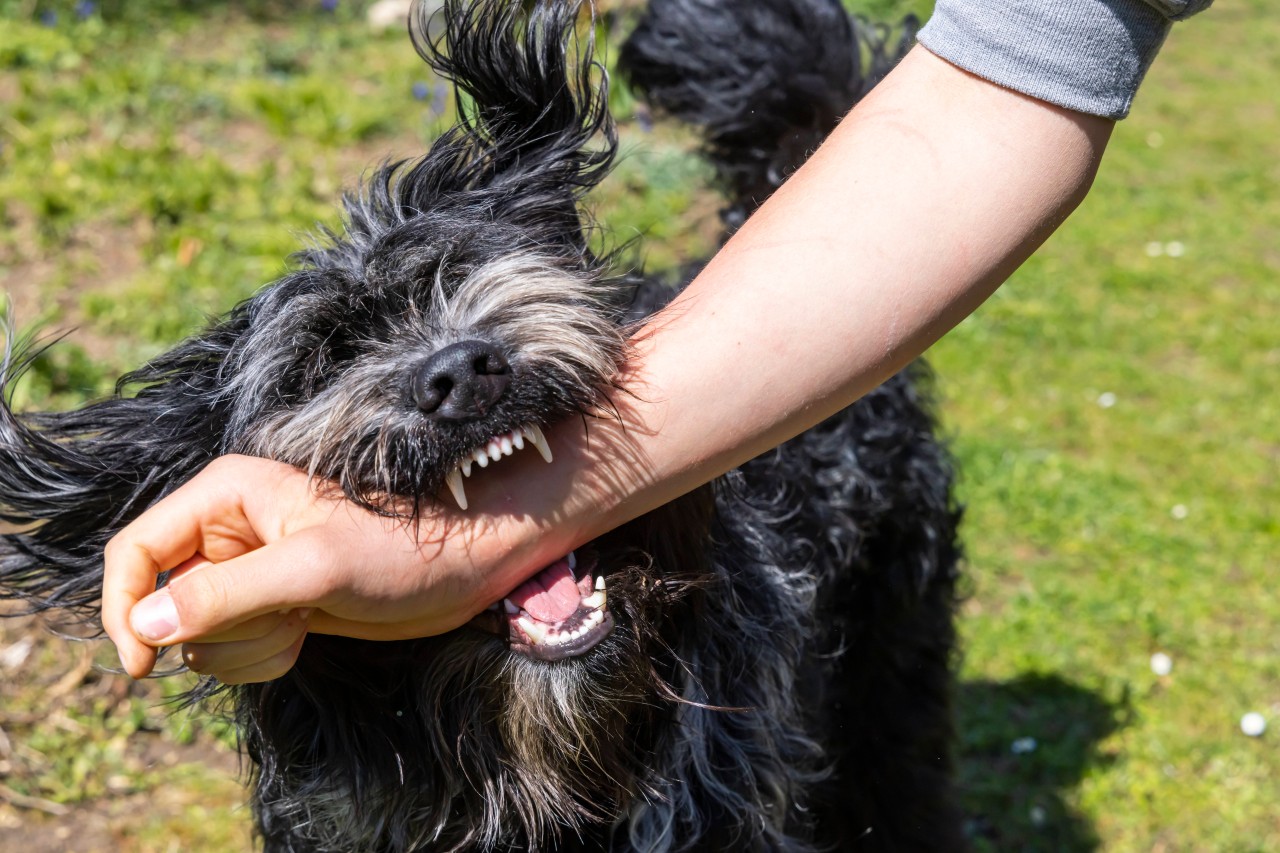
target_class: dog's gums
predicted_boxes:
[443,424,553,511]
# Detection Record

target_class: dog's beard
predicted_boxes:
[247,494,716,852]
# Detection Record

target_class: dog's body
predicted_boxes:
[0,1,965,850]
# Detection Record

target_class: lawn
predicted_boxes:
[1,0,1276,850]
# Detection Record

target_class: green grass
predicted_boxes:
[1,0,1276,849]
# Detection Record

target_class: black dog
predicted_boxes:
[0,1,965,849]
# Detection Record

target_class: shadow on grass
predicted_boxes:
[957,672,1129,852]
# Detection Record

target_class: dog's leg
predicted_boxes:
[799,368,968,851]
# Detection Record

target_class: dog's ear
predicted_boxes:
[399,0,615,250]
[0,323,235,622]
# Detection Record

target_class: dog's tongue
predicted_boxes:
[507,557,580,623]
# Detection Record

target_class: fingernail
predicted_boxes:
[131,590,179,642]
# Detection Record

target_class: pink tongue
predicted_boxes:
[507,558,581,624]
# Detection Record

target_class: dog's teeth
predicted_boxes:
[503,599,521,615]
[445,468,468,511]
[517,616,547,645]
[499,436,514,456]
[487,442,502,462]
[512,431,525,451]
[582,590,606,610]
[462,459,473,478]
[567,551,577,573]
[595,575,606,592]
[528,424,553,463]
[475,449,490,469]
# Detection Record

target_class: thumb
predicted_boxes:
[129,528,341,646]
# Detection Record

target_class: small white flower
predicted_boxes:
[1171,504,1189,520]
[1165,241,1186,258]
[1150,652,1173,676]
[1097,392,1117,409]
[1241,712,1267,737]
[1147,131,1165,149]
[1011,737,1038,755]
[1145,241,1165,257]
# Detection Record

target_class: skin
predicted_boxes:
[102,47,1115,683]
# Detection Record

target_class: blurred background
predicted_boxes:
[0,0,1276,849]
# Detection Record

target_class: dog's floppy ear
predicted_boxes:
[400,0,615,249]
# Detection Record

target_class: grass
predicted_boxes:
[1,0,1276,849]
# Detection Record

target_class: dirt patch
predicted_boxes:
[0,612,246,849]
[1,204,147,362]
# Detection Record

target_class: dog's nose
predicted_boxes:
[412,340,510,420]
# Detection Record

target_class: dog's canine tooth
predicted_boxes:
[445,468,468,511]
[528,424,553,463]
[517,616,547,645]
[582,590,606,610]
[594,575,606,591]
[503,599,521,615]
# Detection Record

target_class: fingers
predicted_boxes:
[102,455,329,679]
[128,527,342,648]
[103,458,264,678]
[182,609,311,684]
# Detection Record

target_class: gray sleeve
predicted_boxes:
[916,0,1214,120]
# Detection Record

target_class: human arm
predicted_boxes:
[104,45,1113,681]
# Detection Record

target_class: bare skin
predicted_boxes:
[102,47,1114,683]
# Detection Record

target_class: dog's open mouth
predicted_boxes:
[470,551,614,661]
[448,425,613,660]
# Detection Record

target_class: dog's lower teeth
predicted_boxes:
[517,616,547,644]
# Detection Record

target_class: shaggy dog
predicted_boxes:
[0,0,965,849]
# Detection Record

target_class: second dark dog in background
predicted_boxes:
[0,0,965,850]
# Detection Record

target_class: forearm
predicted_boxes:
[462,47,1115,604]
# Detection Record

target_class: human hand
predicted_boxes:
[101,454,552,683]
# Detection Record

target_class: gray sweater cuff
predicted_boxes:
[917,0,1187,119]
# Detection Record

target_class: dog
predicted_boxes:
[0,0,965,849]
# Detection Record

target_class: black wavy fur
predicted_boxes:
[0,1,965,850]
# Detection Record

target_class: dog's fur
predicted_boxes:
[0,1,966,850]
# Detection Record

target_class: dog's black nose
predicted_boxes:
[412,340,510,420]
